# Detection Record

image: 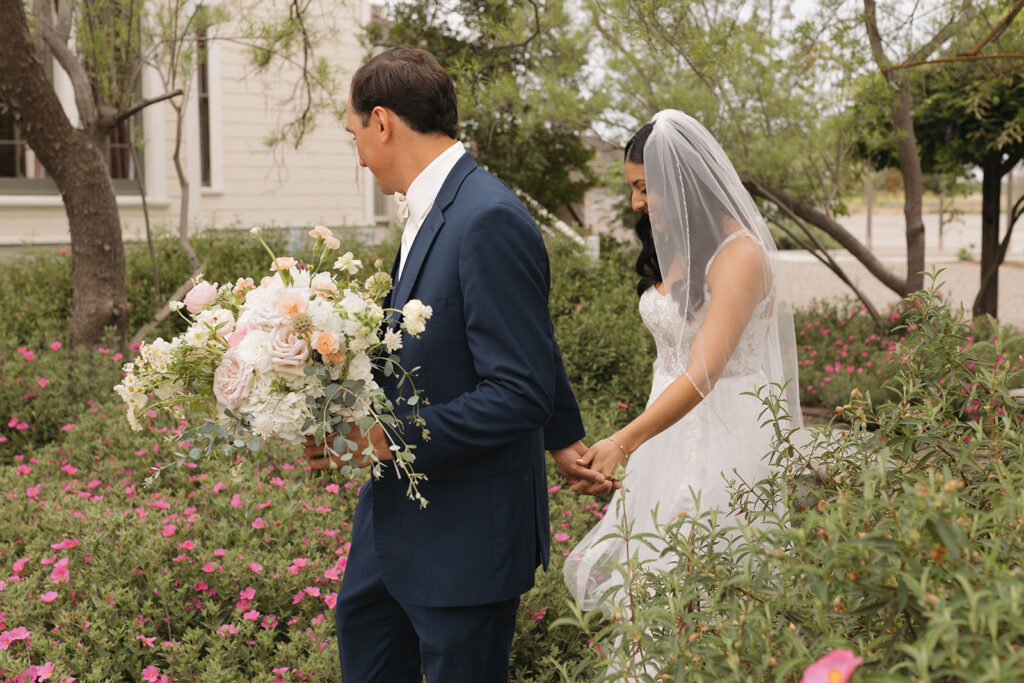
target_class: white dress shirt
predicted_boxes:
[396,140,466,282]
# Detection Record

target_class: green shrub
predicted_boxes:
[551,275,1024,680]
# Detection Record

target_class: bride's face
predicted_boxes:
[624,161,648,215]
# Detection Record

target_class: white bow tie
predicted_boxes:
[394,192,410,223]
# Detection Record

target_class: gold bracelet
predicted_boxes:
[608,435,630,460]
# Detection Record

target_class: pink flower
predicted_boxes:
[50,558,69,584]
[554,533,570,543]
[242,609,260,621]
[272,256,297,272]
[268,325,310,374]
[248,562,263,574]
[230,495,242,509]
[50,342,62,351]
[141,665,161,682]
[212,349,254,411]
[37,378,50,389]
[162,524,177,537]
[252,518,265,530]
[183,281,219,314]
[226,324,255,349]
[800,648,864,683]
[39,591,58,603]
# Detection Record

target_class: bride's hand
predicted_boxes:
[577,438,628,481]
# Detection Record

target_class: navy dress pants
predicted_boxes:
[335,488,520,682]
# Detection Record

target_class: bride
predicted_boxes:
[563,109,802,614]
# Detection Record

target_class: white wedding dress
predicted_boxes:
[563,233,777,612]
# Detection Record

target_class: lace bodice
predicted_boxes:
[639,281,770,381]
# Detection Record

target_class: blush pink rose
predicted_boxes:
[800,649,864,683]
[184,281,219,314]
[268,325,309,373]
[213,349,254,410]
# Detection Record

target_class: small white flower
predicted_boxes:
[333,252,363,275]
[250,226,262,236]
[383,328,403,353]
[169,301,185,312]
[402,299,433,336]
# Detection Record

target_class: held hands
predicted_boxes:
[550,441,619,495]
[303,423,393,471]
[576,436,630,482]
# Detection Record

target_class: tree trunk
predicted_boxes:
[0,0,127,347]
[891,78,927,294]
[974,156,1002,317]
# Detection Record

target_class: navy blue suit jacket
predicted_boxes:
[367,153,584,607]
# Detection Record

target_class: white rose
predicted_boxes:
[213,349,254,411]
[268,324,310,375]
[402,299,433,336]
[310,271,338,299]
[235,329,273,374]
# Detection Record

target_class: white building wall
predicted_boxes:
[0,1,383,246]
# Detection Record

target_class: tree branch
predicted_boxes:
[884,52,1024,72]
[965,0,1024,56]
[32,8,97,129]
[764,213,883,326]
[862,0,890,72]
[115,89,183,126]
[742,175,911,296]
[492,0,541,51]
[907,1,974,64]
[1000,146,1024,177]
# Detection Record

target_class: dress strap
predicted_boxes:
[704,230,761,282]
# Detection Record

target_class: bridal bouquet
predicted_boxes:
[115,226,431,506]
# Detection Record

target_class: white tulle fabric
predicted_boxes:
[563,110,801,613]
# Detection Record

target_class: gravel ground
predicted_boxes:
[781,252,1024,330]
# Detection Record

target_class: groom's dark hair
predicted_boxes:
[350,47,458,139]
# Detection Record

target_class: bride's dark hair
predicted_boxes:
[625,123,658,299]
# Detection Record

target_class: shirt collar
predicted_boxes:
[404,141,466,226]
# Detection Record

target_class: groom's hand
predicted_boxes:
[304,424,393,470]
[550,441,618,496]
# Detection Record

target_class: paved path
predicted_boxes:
[782,211,1024,330]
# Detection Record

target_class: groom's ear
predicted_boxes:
[371,106,396,143]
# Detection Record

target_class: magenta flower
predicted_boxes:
[39,591,58,603]
[141,665,161,682]
[800,648,864,683]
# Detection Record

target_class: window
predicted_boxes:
[197,26,212,187]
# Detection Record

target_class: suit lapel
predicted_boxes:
[390,153,477,311]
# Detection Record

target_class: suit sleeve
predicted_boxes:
[544,339,585,450]
[391,200,559,470]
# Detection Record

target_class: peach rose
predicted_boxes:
[277,291,308,318]
[272,256,298,272]
[213,349,254,410]
[268,324,309,374]
[233,277,255,298]
[183,281,219,314]
[312,330,340,356]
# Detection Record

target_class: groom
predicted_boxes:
[304,47,609,680]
